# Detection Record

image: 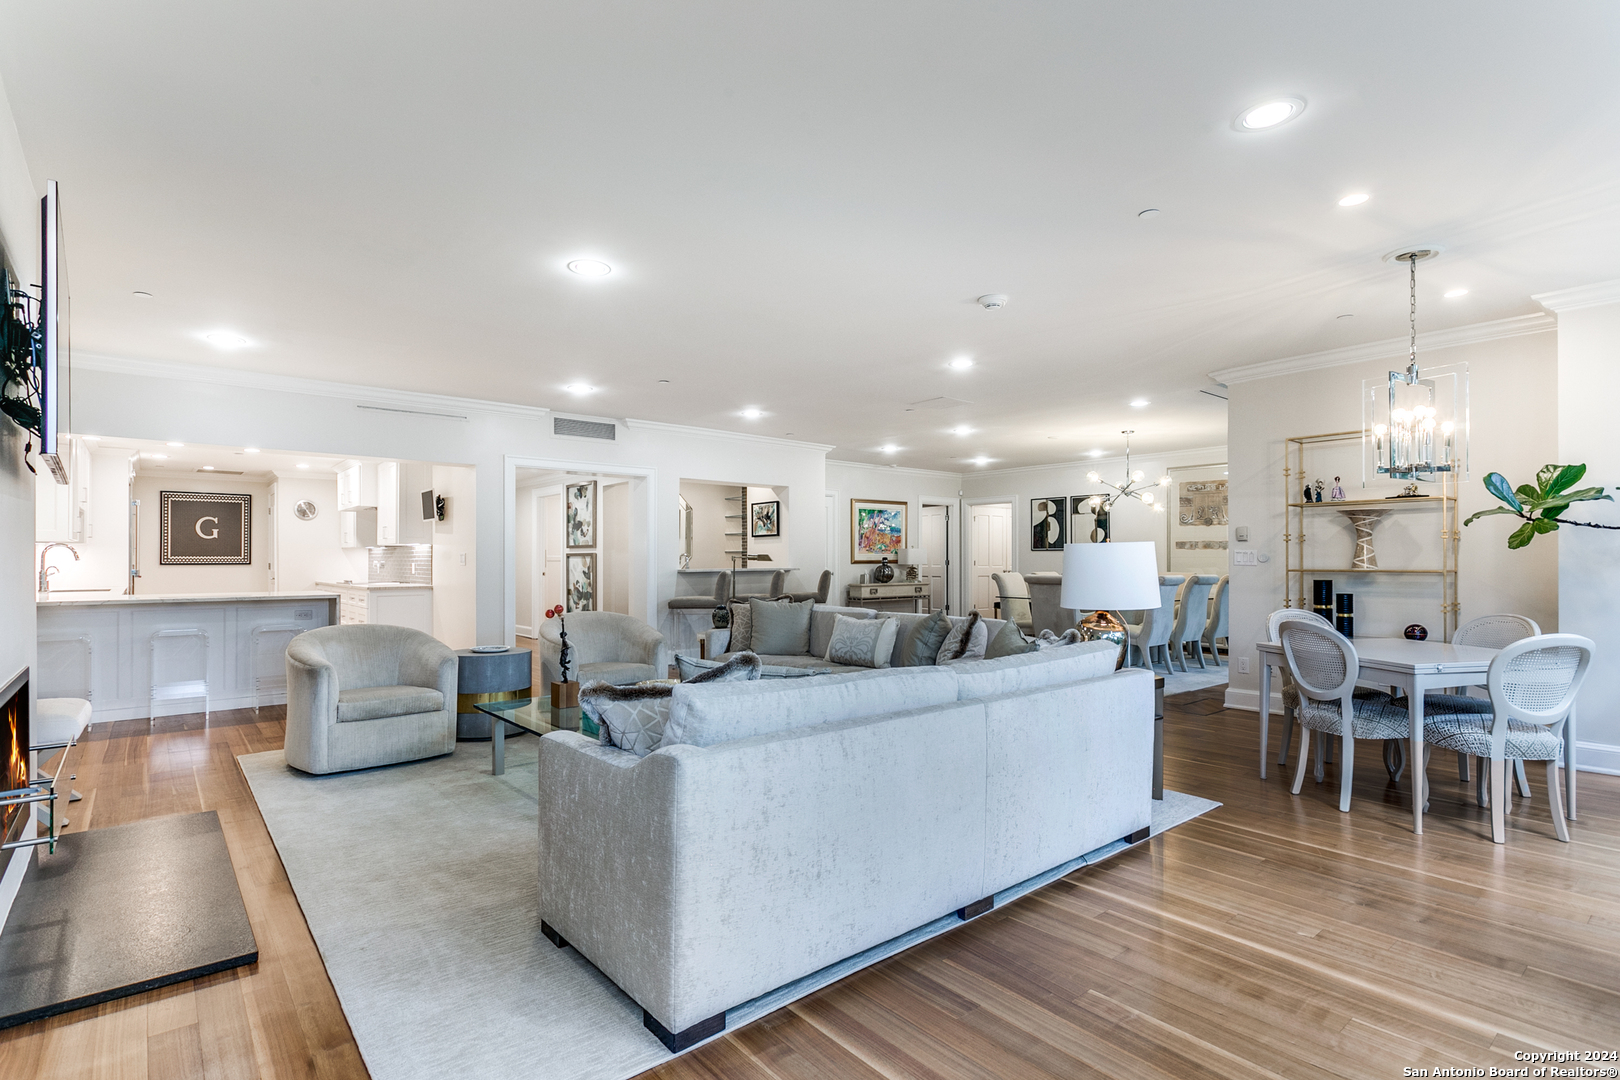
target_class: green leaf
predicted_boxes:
[1515,484,1540,504]
[1463,507,1520,527]
[1559,486,1613,504]
[1483,473,1522,511]
[1545,464,1587,496]
[1533,517,1560,534]
[1536,464,1563,493]
[1507,522,1537,549]
[1540,504,1569,520]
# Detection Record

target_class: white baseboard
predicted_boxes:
[1223,690,1620,777]
[515,624,536,639]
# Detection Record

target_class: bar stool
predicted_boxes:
[33,696,91,823]
[250,622,306,711]
[150,628,210,721]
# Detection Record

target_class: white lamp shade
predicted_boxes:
[1059,541,1161,610]
[898,548,927,565]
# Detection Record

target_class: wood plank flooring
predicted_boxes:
[2,686,1616,1079]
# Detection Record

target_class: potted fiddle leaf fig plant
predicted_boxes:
[1464,464,1617,549]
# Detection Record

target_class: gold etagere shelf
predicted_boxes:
[1284,430,1460,640]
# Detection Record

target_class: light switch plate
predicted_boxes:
[1232,550,1258,566]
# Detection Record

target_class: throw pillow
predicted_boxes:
[749,597,814,656]
[824,615,901,669]
[984,617,1037,659]
[726,601,754,652]
[674,651,765,683]
[579,681,673,757]
[904,609,951,667]
[1033,628,1084,650]
[936,611,989,665]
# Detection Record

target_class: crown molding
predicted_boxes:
[969,443,1229,480]
[74,353,553,420]
[824,458,963,481]
[621,417,836,452]
[1208,312,1556,385]
[1532,279,1620,313]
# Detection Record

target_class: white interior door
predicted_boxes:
[970,502,1011,615]
[920,504,948,614]
[541,492,564,614]
[266,483,278,593]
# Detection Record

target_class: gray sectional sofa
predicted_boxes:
[537,639,1153,1051]
[701,604,1019,673]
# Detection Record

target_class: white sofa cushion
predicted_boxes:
[824,615,900,669]
[950,640,1118,701]
[663,666,959,748]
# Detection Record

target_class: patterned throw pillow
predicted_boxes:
[726,601,754,651]
[824,615,900,668]
[936,611,989,665]
[579,682,673,757]
[984,618,1037,659]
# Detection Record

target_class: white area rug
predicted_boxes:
[1161,666,1229,695]
[240,740,1219,1080]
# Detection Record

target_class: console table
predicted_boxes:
[845,582,928,613]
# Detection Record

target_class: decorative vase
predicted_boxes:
[872,557,895,584]
[1404,624,1428,641]
[712,605,730,629]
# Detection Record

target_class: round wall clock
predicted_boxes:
[294,500,319,521]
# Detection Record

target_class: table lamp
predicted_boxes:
[898,548,927,582]
[1059,541,1161,669]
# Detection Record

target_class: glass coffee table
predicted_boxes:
[474,698,600,776]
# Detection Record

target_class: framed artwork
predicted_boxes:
[566,481,596,549]
[160,491,252,565]
[850,499,906,563]
[1030,497,1067,550]
[750,500,780,538]
[1069,491,1112,543]
[1168,468,1229,574]
[566,552,596,612]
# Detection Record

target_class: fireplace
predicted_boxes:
[2,668,28,849]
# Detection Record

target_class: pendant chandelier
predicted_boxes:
[1082,430,1170,530]
[1362,250,1469,484]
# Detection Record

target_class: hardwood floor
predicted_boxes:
[3,686,1616,1079]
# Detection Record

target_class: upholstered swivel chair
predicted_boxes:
[787,569,834,603]
[284,624,458,775]
[538,611,664,689]
[1124,575,1185,676]
[990,571,1034,635]
[1202,575,1230,666]
[1168,575,1219,671]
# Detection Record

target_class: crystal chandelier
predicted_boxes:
[1082,431,1170,538]
[1363,250,1469,484]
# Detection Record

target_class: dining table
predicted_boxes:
[1254,635,1580,834]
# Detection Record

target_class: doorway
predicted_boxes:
[919,503,951,614]
[969,502,1012,615]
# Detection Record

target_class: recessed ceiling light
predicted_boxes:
[879,444,899,454]
[562,383,597,395]
[1236,97,1305,131]
[1130,399,1150,408]
[948,356,974,371]
[201,465,215,471]
[951,425,974,436]
[132,290,152,298]
[1444,288,1469,298]
[296,463,309,469]
[970,456,991,466]
[740,407,764,419]
[1087,449,1105,458]
[566,259,612,277]
[202,330,251,349]
[167,441,184,447]
[1338,193,1370,207]
[243,447,260,454]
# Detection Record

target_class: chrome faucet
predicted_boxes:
[38,542,80,597]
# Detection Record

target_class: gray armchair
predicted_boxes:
[787,569,834,603]
[284,624,457,775]
[538,611,664,688]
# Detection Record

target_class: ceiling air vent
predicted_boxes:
[554,417,616,441]
[197,469,245,475]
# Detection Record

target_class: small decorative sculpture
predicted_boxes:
[1396,482,1422,498]
[1404,624,1429,641]
[872,556,895,584]
[545,607,577,710]
[1313,479,1326,503]
[1330,477,1345,502]
[1303,481,1313,505]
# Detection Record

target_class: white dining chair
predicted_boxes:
[1169,575,1219,670]
[1269,608,1330,771]
[1202,575,1230,667]
[1422,634,1593,844]
[1280,621,1410,813]
[1427,614,1541,800]
[1124,576,1185,677]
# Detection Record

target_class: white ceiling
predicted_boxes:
[4,2,1619,470]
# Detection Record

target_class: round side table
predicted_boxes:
[455,648,533,740]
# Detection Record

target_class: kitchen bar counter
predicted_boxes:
[39,590,340,606]
[312,581,432,590]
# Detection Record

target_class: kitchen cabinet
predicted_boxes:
[36,437,91,542]
[316,582,434,635]
[376,461,434,545]
[337,460,378,510]
[340,507,379,548]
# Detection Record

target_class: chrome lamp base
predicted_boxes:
[1079,610,1129,671]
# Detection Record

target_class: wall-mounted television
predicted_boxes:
[39,179,69,484]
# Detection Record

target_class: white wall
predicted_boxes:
[678,480,737,570]
[1223,330,1560,716]
[431,464,477,648]
[601,480,630,615]
[1551,293,1620,773]
[130,474,272,594]
[824,462,962,604]
[269,474,352,592]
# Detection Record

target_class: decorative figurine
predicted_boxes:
[546,606,579,707]
[1303,481,1313,505]
[1330,477,1345,502]
[1404,624,1429,641]
[1313,479,1326,503]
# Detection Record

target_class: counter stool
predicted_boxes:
[150,628,211,722]
[33,697,91,822]
[251,622,306,711]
